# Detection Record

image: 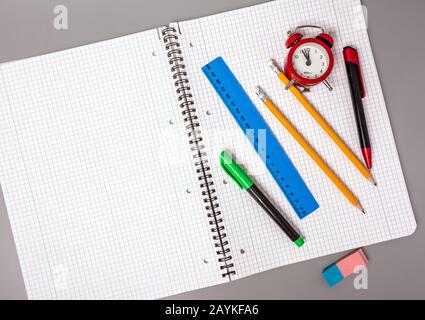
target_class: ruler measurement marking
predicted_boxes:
[203,58,319,219]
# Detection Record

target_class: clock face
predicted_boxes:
[292,42,330,80]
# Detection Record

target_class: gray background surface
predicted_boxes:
[0,0,424,300]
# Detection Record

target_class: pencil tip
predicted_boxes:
[369,175,378,187]
[356,204,366,214]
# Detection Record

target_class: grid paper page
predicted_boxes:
[0,29,226,299]
[178,0,416,279]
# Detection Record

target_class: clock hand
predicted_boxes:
[306,48,312,66]
[302,49,308,61]
[302,49,312,66]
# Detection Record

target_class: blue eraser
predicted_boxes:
[322,264,344,287]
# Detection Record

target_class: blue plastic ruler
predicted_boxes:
[202,57,319,219]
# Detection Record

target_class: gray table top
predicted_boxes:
[1,0,424,300]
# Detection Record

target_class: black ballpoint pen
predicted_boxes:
[344,46,372,170]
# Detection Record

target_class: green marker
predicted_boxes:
[220,151,304,248]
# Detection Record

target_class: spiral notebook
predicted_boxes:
[0,0,416,299]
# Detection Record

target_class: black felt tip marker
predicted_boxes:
[220,151,304,248]
[343,46,372,170]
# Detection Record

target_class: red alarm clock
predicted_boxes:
[284,25,334,91]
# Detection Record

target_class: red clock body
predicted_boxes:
[284,26,335,91]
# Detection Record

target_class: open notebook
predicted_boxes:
[0,0,416,299]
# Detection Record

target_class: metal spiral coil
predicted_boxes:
[161,26,235,278]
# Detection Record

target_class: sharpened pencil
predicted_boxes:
[269,60,377,187]
[255,86,364,214]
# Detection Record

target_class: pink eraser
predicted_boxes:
[335,249,368,278]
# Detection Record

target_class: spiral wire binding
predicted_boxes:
[161,26,235,279]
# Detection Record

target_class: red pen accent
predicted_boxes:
[344,47,366,98]
[362,147,372,170]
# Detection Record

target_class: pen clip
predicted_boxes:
[344,46,366,98]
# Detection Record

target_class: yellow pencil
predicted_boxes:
[255,87,364,213]
[269,60,377,186]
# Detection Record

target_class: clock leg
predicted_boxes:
[323,79,333,91]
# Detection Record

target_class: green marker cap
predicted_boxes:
[220,151,254,190]
[294,237,304,248]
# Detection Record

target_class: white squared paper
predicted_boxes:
[0,0,416,299]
